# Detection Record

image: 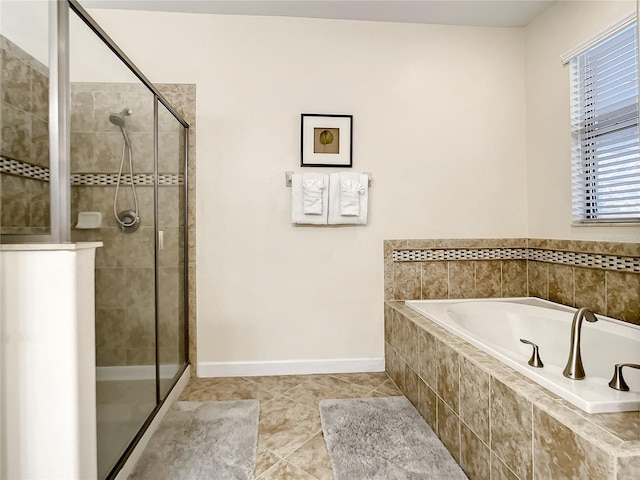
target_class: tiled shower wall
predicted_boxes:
[157,83,198,373]
[70,82,196,368]
[0,38,198,370]
[385,238,640,325]
[0,35,50,234]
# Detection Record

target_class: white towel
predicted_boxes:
[302,173,326,214]
[339,172,365,216]
[291,173,329,224]
[328,172,369,225]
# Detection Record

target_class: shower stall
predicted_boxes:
[0,1,192,479]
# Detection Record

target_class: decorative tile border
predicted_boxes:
[392,248,527,262]
[71,173,183,186]
[0,157,49,181]
[392,247,640,274]
[528,248,640,273]
[1,157,183,186]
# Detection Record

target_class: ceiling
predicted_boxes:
[80,0,557,28]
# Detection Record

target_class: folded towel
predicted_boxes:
[339,173,365,216]
[328,172,369,225]
[292,173,329,225]
[302,173,326,214]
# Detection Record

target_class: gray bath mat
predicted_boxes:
[319,396,468,480]
[129,400,260,480]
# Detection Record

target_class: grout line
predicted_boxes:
[278,393,321,414]
[280,429,324,463]
[392,261,396,300]
[531,403,535,479]
[254,458,285,480]
[488,376,493,459]
[526,256,530,297]
[572,265,576,307]
[420,261,424,299]
[604,270,609,317]
[255,448,286,476]
[280,434,323,463]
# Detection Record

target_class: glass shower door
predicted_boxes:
[156,100,187,400]
[69,10,157,480]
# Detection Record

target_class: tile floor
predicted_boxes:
[178,372,403,479]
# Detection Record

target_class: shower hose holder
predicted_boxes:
[117,210,140,233]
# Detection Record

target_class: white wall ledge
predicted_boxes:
[0,241,102,251]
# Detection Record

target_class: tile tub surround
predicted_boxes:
[385,238,640,325]
[70,82,196,369]
[385,301,640,480]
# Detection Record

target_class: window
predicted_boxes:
[570,21,640,223]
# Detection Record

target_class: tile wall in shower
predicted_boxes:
[70,82,189,368]
[156,83,197,373]
[0,35,50,234]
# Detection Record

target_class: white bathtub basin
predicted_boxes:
[405,297,640,414]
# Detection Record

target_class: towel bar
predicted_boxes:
[285,171,372,187]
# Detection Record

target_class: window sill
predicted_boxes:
[571,222,640,227]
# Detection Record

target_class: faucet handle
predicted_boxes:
[608,363,640,391]
[520,339,544,368]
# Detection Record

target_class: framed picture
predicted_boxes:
[301,114,353,167]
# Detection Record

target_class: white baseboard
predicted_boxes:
[115,365,191,480]
[197,357,385,378]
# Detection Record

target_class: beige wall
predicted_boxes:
[87,9,529,369]
[525,0,640,242]
[88,2,640,370]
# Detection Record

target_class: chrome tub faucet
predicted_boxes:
[563,307,598,380]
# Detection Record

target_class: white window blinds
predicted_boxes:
[571,22,640,223]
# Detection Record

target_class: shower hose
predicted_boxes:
[113,129,140,229]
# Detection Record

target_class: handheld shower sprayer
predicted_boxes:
[108,108,132,128]
[110,108,140,233]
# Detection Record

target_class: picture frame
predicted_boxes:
[301,113,353,167]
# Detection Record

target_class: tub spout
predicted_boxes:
[563,307,598,380]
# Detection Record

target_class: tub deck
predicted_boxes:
[385,300,640,480]
[404,297,640,413]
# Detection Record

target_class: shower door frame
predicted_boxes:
[1,0,191,475]
[0,0,70,244]
[61,2,190,479]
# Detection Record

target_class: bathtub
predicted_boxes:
[405,298,640,414]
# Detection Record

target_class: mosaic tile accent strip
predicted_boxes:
[0,158,182,186]
[71,173,183,186]
[392,248,640,274]
[0,157,50,181]
[528,248,640,273]
[392,248,528,262]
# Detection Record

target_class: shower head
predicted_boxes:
[109,108,132,127]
